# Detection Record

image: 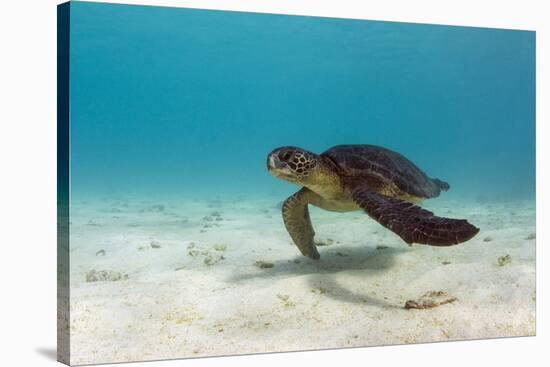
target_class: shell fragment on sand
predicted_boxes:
[404,291,457,310]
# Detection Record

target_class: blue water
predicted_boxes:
[69,1,535,202]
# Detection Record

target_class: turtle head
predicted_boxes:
[267,146,319,185]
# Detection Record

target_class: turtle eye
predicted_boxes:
[280,151,292,161]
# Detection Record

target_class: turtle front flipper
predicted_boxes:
[282,188,320,259]
[352,185,479,246]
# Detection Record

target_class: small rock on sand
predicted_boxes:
[276,294,295,308]
[317,238,334,247]
[497,254,512,266]
[483,237,493,242]
[214,244,227,252]
[85,270,128,283]
[151,204,165,212]
[95,249,106,256]
[404,291,457,310]
[204,254,225,266]
[254,260,274,269]
[141,204,164,212]
[150,241,161,249]
[525,233,536,240]
[277,294,289,301]
[311,287,327,295]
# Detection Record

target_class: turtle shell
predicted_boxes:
[321,144,443,199]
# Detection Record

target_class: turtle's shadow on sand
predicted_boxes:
[227,245,409,309]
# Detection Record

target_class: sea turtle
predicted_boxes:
[267,145,479,259]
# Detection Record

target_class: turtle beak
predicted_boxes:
[267,153,285,172]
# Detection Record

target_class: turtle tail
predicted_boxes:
[433,178,450,191]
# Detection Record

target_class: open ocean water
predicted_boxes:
[69,1,535,203]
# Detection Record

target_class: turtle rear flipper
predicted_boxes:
[282,188,320,259]
[432,178,450,191]
[352,186,479,246]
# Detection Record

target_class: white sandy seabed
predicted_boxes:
[65,195,536,365]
